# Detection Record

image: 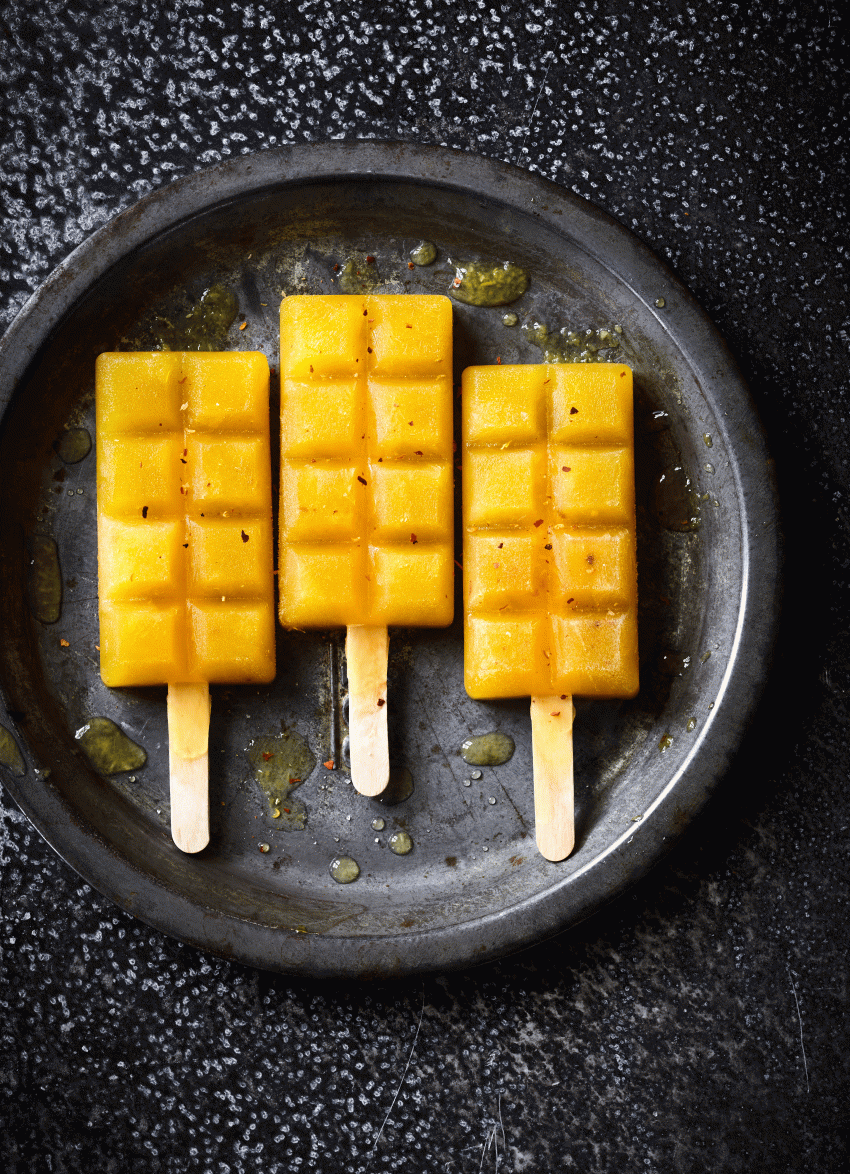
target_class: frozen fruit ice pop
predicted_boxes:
[279,294,453,795]
[96,350,274,851]
[462,362,638,859]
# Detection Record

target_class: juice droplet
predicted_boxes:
[448,259,529,306]
[56,428,92,464]
[686,717,697,732]
[658,733,674,752]
[330,856,360,883]
[375,766,414,806]
[76,717,147,775]
[247,732,315,830]
[370,817,386,832]
[522,319,624,363]
[460,731,515,767]
[502,311,519,327]
[655,297,666,308]
[654,465,702,532]
[389,831,413,856]
[155,284,239,351]
[409,240,437,266]
[27,535,62,624]
[0,725,26,776]
[337,253,381,294]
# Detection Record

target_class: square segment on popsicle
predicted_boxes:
[463,363,638,699]
[96,351,275,687]
[279,295,454,628]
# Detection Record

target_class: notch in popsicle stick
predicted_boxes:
[167,682,211,854]
[345,625,390,797]
[530,695,576,862]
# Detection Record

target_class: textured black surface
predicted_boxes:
[1,2,848,1171]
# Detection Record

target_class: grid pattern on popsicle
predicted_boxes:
[463,363,638,699]
[279,295,453,628]
[96,351,275,687]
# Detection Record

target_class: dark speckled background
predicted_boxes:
[1,2,848,1171]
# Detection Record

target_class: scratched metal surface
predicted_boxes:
[0,146,778,976]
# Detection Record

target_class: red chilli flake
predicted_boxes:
[550,711,561,717]
[562,466,571,472]
[533,519,544,528]
[377,698,385,707]
[410,533,418,544]
[570,406,579,415]
[366,255,376,263]
[357,475,367,485]
[262,752,274,761]
[142,506,149,518]
[408,261,415,269]
[241,530,249,542]
[323,759,335,770]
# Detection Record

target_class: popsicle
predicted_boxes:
[462,362,638,860]
[96,351,275,852]
[278,294,454,796]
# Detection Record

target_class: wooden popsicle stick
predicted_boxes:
[530,694,576,862]
[346,624,390,797]
[167,682,211,854]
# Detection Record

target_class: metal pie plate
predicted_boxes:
[0,144,779,977]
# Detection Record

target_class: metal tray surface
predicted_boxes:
[0,144,779,977]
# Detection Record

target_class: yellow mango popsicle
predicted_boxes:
[96,351,275,851]
[279,294,454,795]
[462,362,638,859]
